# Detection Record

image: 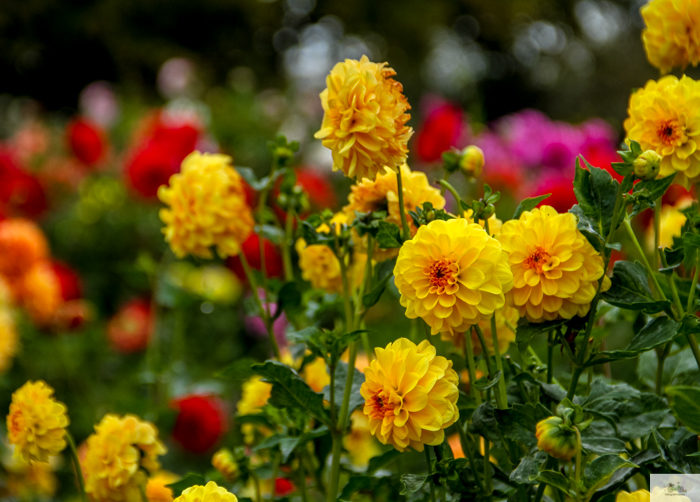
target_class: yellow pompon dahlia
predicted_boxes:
[158,151,254,259]
[360,338,459,452]
[344,164,445,260]
[146,472,179,502]
[646,197,692,250]
[212,448,239,482]
[394,218,513,336]
[303,357,330,393]
[618,490,651,502]
[174,481,238,502]
[7,381,69,463]
[314,55,413,181]
[83,414,167,502]
[624,75,700,188]
[343,411,381,467]
[0,308,19,374]
[641,0,700,74]
[498,206,606,323]
[440,303,519,356]
[237,375,272,444]
[464,209,503,236]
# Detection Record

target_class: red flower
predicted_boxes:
[107,299,153,353]
[0,149,47,219]
[580,141,622,182]
[533,174,578,213]
[415,103,465,163]
[227,233,283,281]
[275,478,295,497]
[67,117,106,167]
[50,261,82,301]
[171,394,227,454]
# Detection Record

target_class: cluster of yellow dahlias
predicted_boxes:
[82,414,167,502]
[7,381,69,463]
[158,151,254,259]
[641,0,700,74]
[314,55,412,181]
[360,338,459,452]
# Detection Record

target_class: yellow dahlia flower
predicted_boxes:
[498,205,606,322]
[619,490,651,502]
[303,357,330,393]
[624,75,700,188]
[646,197,692,250]
[237,375,272,444]
[174,481,238,502]
[360,338,459,452]
[441,303,518,355]
[158,151,254,259]
[641,0,700,74]
[212,448,239,482]
[314,55,413,180]
[7,381,69,463]
[464,209,502,236]
[0,308,19,374]
[83,414,167,502]
[394,218,513,336]
[5,455,58,498]
[344,164,445,260]
[146,472,179,502]
[344,411,381,467]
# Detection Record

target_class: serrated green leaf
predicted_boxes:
[571,159,620,251]
[513,194,551,220]
[366,449,404,474]
[468,402,500,443]
[400,474,428,495]
[588,317,679,364]
[535,470,570,494]
[581,437,628,455]
[215,358,257,381]
[666,386,700,434]
[632,174,676,215]
[510,451,548,485]
[516,319,567,352]
[583,455,638,495]
[602,261,671,314]
[472,370,502,392]
[323,361,365,423]
[376,221,402,249]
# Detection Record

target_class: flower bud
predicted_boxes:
[633,150,662,181]
[536,416,579,461]
[212,448,239,482]
[459,146,484,178]
[481,204,496,220]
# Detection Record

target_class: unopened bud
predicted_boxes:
[212,448,240,482]
[481,204,496,219]
[459,146,484,178]
[633,150,662,181]
[536,417,579,461]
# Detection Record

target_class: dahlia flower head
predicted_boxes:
[498,205,607,323]
[174,481,238,502]
[7,381,69,463]
[0,218,48,279]
[83,414,167,502]
[145,472,179,502]
[641,0,700,74]
[624,75,700,188]
[158,151,254,259]
[314,55,413,181]
[394,218,513,336]
[343,411,381,468]
[360,338,459,452]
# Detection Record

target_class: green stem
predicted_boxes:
[546,330,554,384]
[458,419,484,492]
[489,313,508,409]
[688,249,700,313]
[655,342,672,395]
[66,432,87,502]
[567,365,584,401]
[685,331,700,375]
[251,472,262,502]
[282,207,296,282]
[298,454,309,502]
[574,427,582,500]
[506,356,529,403]
[395,168,411,241]
[464,330,483,406]
[534,456,558,502]
[483,436,493,496]
[437,179,464,216]
[473,324,505,409]
[623,219,670,306]
[424,448,437,502]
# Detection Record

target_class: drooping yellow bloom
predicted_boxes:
[343,411,381,467]
[641,0,700,74]
[146,472,179,502]
[498,206,607,323]
[344,164,445,260]
[314,55,413,181]
[212,449,239,482]
[536,416,578,461]
[83,414,167,502]
[360,338,459,452]
[619,490,651,502]
[237,375,272,444]
[0,308,19,374]
[5,455,58,499]
[158,151,254,259]
[7,381,69,463]
[464,209,502,236]
[647,197,692,250]
[624,75,700,188]
[441,303,519,356]
[174,482,238,502]
[303,357,330,393]
[394,218,513,336]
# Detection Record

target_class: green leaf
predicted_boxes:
[513,194,551,220]
[631,174,677,215]
[510,451,548,485]
[376,221,402,249]
[651,428,691,473]
[516,319,567,353]
[472,371,502,392]
[666,386,700,434]
[535,470,570,495]
[362,259,395,308]
[252,361,330,425]
[338,476,372,500]
[400,474,428,495]
[324,361,365,423]
[602,261,671,314]
[583,455,638,495]
[167,473,206,495]
[590,316,679,364]
[468,402,500,443]
[496,404,539,449]
[215,358,257,381]
[366,449,403,474]
[274,281,302,320]
[581,437,628,455]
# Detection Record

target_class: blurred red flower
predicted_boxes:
[275,478,295,497]
[415,103,465,163]
[171,394,227,454]
[227,233,283,281]
[0,149,47,219]
[67,117,107,167]
[50,260,82,301]
[533,175,577,213]
[580,141,622,182]
[107,299,153,353]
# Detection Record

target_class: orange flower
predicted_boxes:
[0,219,48,279]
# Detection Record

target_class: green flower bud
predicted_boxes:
[459,146,484,178]
[536,416,579,461]
[481,203,496,219]
[633,150,662,181]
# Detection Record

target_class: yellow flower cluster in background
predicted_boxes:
[237,375,272,444]
[315,55,413,180]
[624,75,700,188]
[82,414,166,502]
[343,410,381,467]
[394,218,513,335]
[360,338,459,451]
[158,151,254,259]
[498,206,607,322]
[173,481,238,502]
[646,197,692,250]
[7,381,69,463]
[641,0,700,74]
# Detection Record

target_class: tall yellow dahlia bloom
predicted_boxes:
[7,381,69,463]
[498,206,606,322]
[174,481,238,502]
[314,55,413,180]
[360,338,459,452]
[624,75,700,188]
[441,303,519,355]
[83,414,167,502]
[158,151,254,259]
[344,164,445,260]
[394,218,513,335]
[641,0,700,74]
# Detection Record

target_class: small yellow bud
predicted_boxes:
[459,146,484,178]
[633,150,662,181]
[212,448,239,482]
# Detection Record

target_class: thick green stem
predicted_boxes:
[655,342,672,395]
[281,207,295,282]
[464,331,482,405]
[489,313,508,409]
[298,454,309,502]
[473,324,505,409]
[567,365,584,401]
[623,219,670,306]
[395,168,411,241]
[458,418,484,491]
[424,448,437,502]
[546,330,554,384]
[437,179,464,216]
[66,432,87,502]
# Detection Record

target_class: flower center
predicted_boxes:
[524,246,551,274]
[657,119,683,146]
[426,259,456,289]
[369,393,395,419]
[8,410,24,436]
